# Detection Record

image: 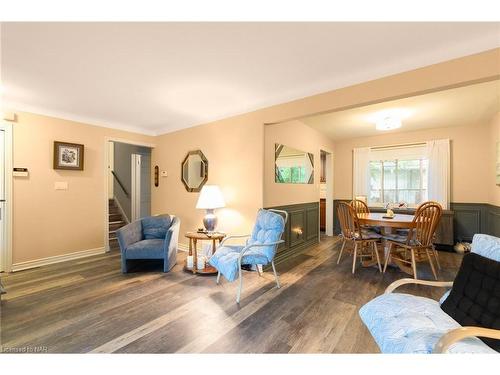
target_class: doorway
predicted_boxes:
[320,149,333,237]
[0,122,13,273]
[105,139,153,251]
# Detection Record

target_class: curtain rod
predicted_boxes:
[370,141,426,151]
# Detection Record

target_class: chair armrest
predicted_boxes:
[219,234,251,247]
[433,327,500,353]
[385,278,453,294]
[237,240,285,264]
[164,217,180,251]
[116,220,142,252]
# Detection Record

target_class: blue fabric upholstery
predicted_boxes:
[209,245,269,282]
[472,234,500,262]
[126,239,165,259]
[359,293,495,353]
[359,233,500,353]
[117,215,180,273]
[247,209,286,262]
[209,209,285,282]
[142,215,172,239]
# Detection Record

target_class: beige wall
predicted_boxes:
[5,48,500,265]
[151,113,265,246]
[10,112,154,264]
[490,112,500,206]
[333,123,491,203]
[264,120,335,207]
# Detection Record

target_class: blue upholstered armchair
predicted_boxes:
[209,209,288,303]
[116,215,180,273]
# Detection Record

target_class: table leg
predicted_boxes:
[189,238,192,256]
[193,239,198,274]
[212,239,216,255]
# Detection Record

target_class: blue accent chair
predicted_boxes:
[359,234,500,353]
[209,209,288,303]
[116,214,180,273]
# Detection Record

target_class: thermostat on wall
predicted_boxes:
[13,168,29,177]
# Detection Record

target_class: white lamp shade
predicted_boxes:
[196,185,226,209]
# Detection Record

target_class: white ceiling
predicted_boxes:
[1,22,499,135]
[302,79,500,140]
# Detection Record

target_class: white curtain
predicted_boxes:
[352,147,371,198]
[426,139,450,209]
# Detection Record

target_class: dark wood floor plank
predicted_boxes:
[0,237,462,353]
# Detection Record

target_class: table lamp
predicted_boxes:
[196,185,225,232]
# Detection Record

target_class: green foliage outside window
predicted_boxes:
[277,166,306,183]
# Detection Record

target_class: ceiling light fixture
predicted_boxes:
[375,116,402,131]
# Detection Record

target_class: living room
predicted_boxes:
[1,2,499,373]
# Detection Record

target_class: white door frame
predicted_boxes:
[0,121,13,272]
[103,137,155,252]
[131,153,142,222]
[320,147,334,237]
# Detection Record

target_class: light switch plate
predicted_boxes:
[55,181,68,190]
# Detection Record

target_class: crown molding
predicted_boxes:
[4,101,158,136]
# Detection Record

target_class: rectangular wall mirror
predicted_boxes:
[275,143,314,184]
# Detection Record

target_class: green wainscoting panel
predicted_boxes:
[265,202,319,266]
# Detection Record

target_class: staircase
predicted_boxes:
[109,199,127,251]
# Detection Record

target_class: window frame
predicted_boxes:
[368,158,428,208]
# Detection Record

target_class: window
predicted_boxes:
[277,166,306,183]
[368,158,428,207]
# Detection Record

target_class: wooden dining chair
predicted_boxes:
[397,201,442,270]
[350,199,370,214]
[350,199,381,233]
[337,202,382,274]
[416,201,442,270]
[383,202,442,280]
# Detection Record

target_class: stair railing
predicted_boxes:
[111,170,129,197]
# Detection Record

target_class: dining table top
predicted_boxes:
[356,212,415,228]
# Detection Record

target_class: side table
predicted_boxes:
[184,231,225,275]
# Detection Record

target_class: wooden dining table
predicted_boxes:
[356,212,414,229]
[356,212,415,273]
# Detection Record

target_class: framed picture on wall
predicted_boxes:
[53,141,85,170]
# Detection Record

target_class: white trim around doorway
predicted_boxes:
[103,137,155,252]
[320,147,334,237]
[1,121,13,272]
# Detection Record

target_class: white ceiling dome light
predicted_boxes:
[375,116,402,131]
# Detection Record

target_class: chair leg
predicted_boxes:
[271,261,281,289]
[337,239,346,264]
[236,267,243,304]
[373,242,382,272]
[410,249,418,279]
[121,258,128,273]
[426,248,438,280]
[383,242,392,273]
[216,271,221,284]
[256,264,262,277]
[433,246,441,270]
[352,242,358,274]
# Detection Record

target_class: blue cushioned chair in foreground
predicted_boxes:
[359,233,500,353]
[209,209,288,303]
[117,214,180,273]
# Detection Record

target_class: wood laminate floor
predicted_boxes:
[0,237,462,353]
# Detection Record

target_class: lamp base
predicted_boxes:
[203,209,218,232]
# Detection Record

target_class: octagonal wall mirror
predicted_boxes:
[181,150,208,192]
[275,143,314,184]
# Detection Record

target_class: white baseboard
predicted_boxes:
[11,247,106,272]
